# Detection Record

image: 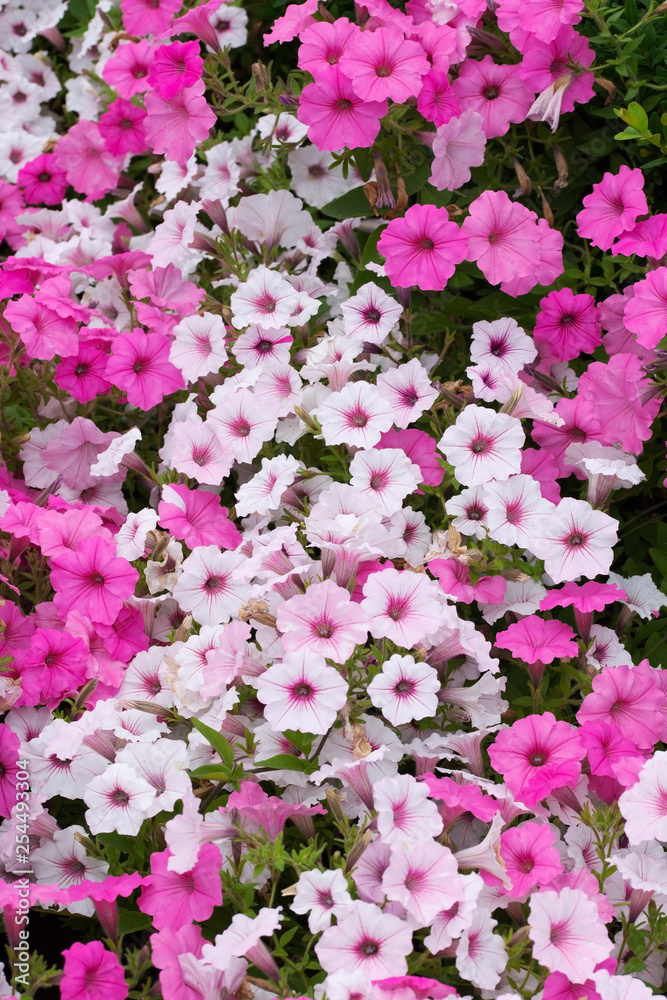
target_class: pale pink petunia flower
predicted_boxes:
[315,901,413,978]
[291,868,352,933]
[484,474,555,550]
[276,579,369,663]
[318,382,395,449]
[437,404,525,487]
[230,266,300,330]
[254,650,348,734]
[535,497,618,584]
[172,547,248,627]
[170,312,229,382]
[349,448,422,516]
[373,773,443,845]
[376,359,439,429]
[469,317,536,375]
[235,455,302,516]
[146,200,200,270]
[619,750,667,845]
[116,509,159,561]
[429,110,486,191]
[170,421,234,486]
[340,282,403,346]
[361,567,444,647]
[529,887,613,981]
[84,762,155,836]
[445,485,489,540]
[382,839,459,925]
[207,392,279,464]
[455,909,507,990]
[232,325,293,369]
[367,654,440,725]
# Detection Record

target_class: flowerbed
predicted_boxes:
[1,0,667,996]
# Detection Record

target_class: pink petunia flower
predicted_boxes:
[276,579,369,662]
[613,214,667,259]
[0,725,20,818]
[495,616,578,666]
[170,312,228,381]
[315,900,414,978]
[577,663,665,751]
[518,26,595,116]
[377,429,444,488]
[376,204,468,291]
[138,844,222,931]
[349,448,422,516]
[500,822,562,898]
[255,650,348,733]
[576,166,648,251]
[453,56,533,138]
[144,84,216,164]
[105,330,184,410]
[297,17,358,79]
[417,69,461,126]
[376,360,439,429]
[102,40,155,99]
[438,404,524,487]
[148,40,204,99]
[487,711,585,807]
[533,288,601,362]
[50,537,138,626]
[618,750,667,844]
[297,68,388,151]
[15,628,88,706]
[338,25,430,103]
[623,267,667,350]
[157,483,241,550]
[121,0,181,34]
[528,887,613,982]
[170,421,234,486]
[61,941,128,1000]
[55,343,112,404]
[52,120,126,200]
[462,190,541,287]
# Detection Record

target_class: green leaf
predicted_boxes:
[118,911,153,936]
[623,957,646,973]
[615,102,650,134]
[360,224,387,268]
[189,765,230,780]
[190,718,235,768]
[320,186,371,220]
[255,753,316,773]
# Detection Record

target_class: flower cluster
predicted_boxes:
[0,0,666,998]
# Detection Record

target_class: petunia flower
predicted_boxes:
[377,204,469,291]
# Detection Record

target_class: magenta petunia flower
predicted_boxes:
[377,204,468,290]
[495,616,578,666]
[487,711,585,807]
[148,40,203,99]
[55,343,112,404]
[533,288,601,362]
[15,627,88,706]
[61,941,128,1000]
[613,213,667,259]
[52,119,125,200]
[576,165,648,251]
[138,844,222,932]
[50,536,139,626]
[158,483,241,550]
[297,68,388,151]
[417,69,461,126]
[297,18,358,79]
[0,724,20,818]
[105,330,184,410]
[17,153,67,206]
[98,97,148,156]
[338,24,430,104]
[576,352,661,455]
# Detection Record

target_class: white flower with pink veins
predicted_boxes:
[438,404,525,487]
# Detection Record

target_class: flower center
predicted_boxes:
[567,532,585,546]
[204,575,223,592]
[359,939,379,957]
[295,683,313,698]
[417,237,434,250]
[363,308,382,324]
[314,621,334,638]
[111,788,130,806]
[335,98,353,111]
[375,64,392,78]
[308,164,326,178]
[483,85,499,99]
[529,752,546,766]
[470,437,489,454]
[395,679,414,694]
